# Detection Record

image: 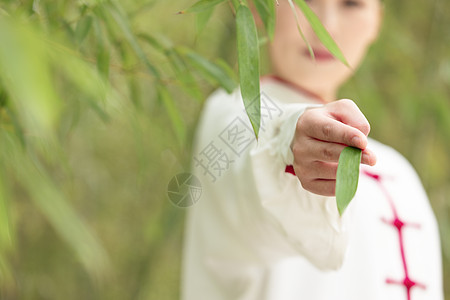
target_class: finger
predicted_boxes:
[307,139,346,162]
[300,113,368,149]
[305,140,376,167]
[326,99,371,136]
[301,179,336,196]
[362,148,377,166]
[309,161,338,180]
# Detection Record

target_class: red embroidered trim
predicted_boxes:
[362,169,426,300]
[285,165,296,175]
[284,166,427,298]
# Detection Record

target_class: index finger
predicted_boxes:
[299,111,368,149]
[326,99,371,136]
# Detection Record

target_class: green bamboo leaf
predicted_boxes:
[230,0,240,10]
[138,33,165,52]
[97,44,110,81]
[61,20,75,41]
[157,85,186,145]
[287,0,315,60]
[138,35,204,101]
[5,107,25,147]
[128,76,142,107]
[236,4,260,138]
[47,42,109,122]
[336,146,362,215]
[105,2,161,79]
[93,18,110,80]
[0,84,7,109]
[128,0,158,18]
[0,17,61,136]
[2,133,110,279]
[0,255,14,291]
[196,7,214,35]
[253,0,276,40]
[75,15,93,46]
[179,0,227,14]
[178,47,237,94]
[214,58,238,84]
[167,50,204,101]
[293,0,349,67]
[0,170,13,254]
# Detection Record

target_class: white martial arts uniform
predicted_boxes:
[181,76,443,300]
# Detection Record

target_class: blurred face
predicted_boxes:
[269,0,382,101]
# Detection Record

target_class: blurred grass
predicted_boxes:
[0,0,448,299]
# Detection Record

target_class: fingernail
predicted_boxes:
[352,136,361,147]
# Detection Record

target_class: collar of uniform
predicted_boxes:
[260,75,326,105]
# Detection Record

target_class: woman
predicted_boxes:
[181,0,443,299]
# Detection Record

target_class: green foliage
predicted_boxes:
[180,0,228,14]
[236,4,261,138]
[0,17,61,136]
[292,0,349,66]
[252,0,276,40]
[178,47,237,94]
[336,147,362,216]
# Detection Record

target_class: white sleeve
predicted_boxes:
[248,102,350,270]
[195,89,350,271]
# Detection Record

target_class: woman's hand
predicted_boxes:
[292,99,377,196]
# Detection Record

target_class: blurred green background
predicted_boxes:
[0,0,448,299]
